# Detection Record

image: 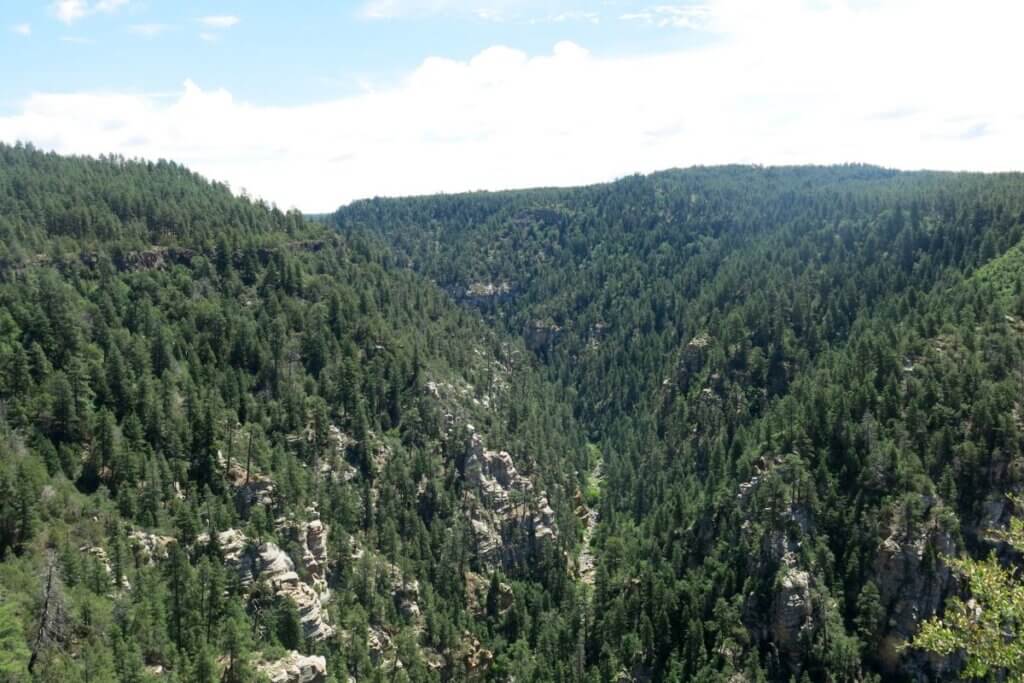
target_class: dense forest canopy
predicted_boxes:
[336,164,1024,681]
[5,141,1024,681]
[0,142,590,682]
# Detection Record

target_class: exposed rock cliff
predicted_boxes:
[209,528,335,642]
[677,333,712,392]
[463,430,558,568]
[771,563,815,654]
[278,510,331,602]
[460,281,514,307]
[872,498,958,676]
[344,537,422,621]
[128,530,175,564]
[256,651,327,683]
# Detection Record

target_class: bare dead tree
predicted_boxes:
[27,549,68,674]
[245,428,255,485]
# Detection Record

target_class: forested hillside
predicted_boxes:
[0,143,593,682]
[336,165,1024,681]
[6,142,1024,682]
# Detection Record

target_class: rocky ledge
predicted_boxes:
[256,651,327,683]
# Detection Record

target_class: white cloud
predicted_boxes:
[53,0,128,24]
[621,4,714,29]
[547,11,599,24]
[12,23,31,36]
[129,23,171,37]
[199,15,240,28]
[360,0,450,19]
[54,0,87,23]
[360,0,590,21]
[5,0,1024,212]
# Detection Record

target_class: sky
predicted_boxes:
[0,1,1022,212]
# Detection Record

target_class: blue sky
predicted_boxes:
[2,1,709,110]
[1,1,1021,211]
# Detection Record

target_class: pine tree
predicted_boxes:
[165,541,197,654]
[221,603,256,683]
[275,596,303,651]
[191,642,220,683]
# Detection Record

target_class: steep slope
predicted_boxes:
[0,143,592,682]
[335,165,1024,681]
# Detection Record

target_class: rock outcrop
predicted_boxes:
[219,449,276,511]
[462,632,494,677]
[771,564,814,653]
[465,571,513,615]
[462,281,513,307]
[256,651,327,683]
[677,333,712,391]
[523,320,562,352]
[470,517,503,567]
[209,528,335,642]
[278,510,331,602]
[79,545,130,591]
[128,530,175,565]
[368,626,393,664]
[345,538,421,621]
[463,431,558,568]
[872,498,958,676]
[737,455,823,666]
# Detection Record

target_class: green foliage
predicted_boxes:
[338,164,1024,680]
[0,143,588,681]
[8,142,1024,680]
[0,596,30,680]
[914,497,1024,679]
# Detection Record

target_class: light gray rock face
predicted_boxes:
[79,545,130,592]
[463,431,558,568]
[128,530,175,564]
[368,626,393,664]
[463,281,512,306]
[338,624,396,668]
[465,438,534,525]
[212,529,335,642]
[872,499,958,677]
[278,510,331,602]
[771,565,814,652]
[461,632,494,677]
[470,517,503,567]
[256,651,327,683]
[219,448,276,510]
[736,455,823,665]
